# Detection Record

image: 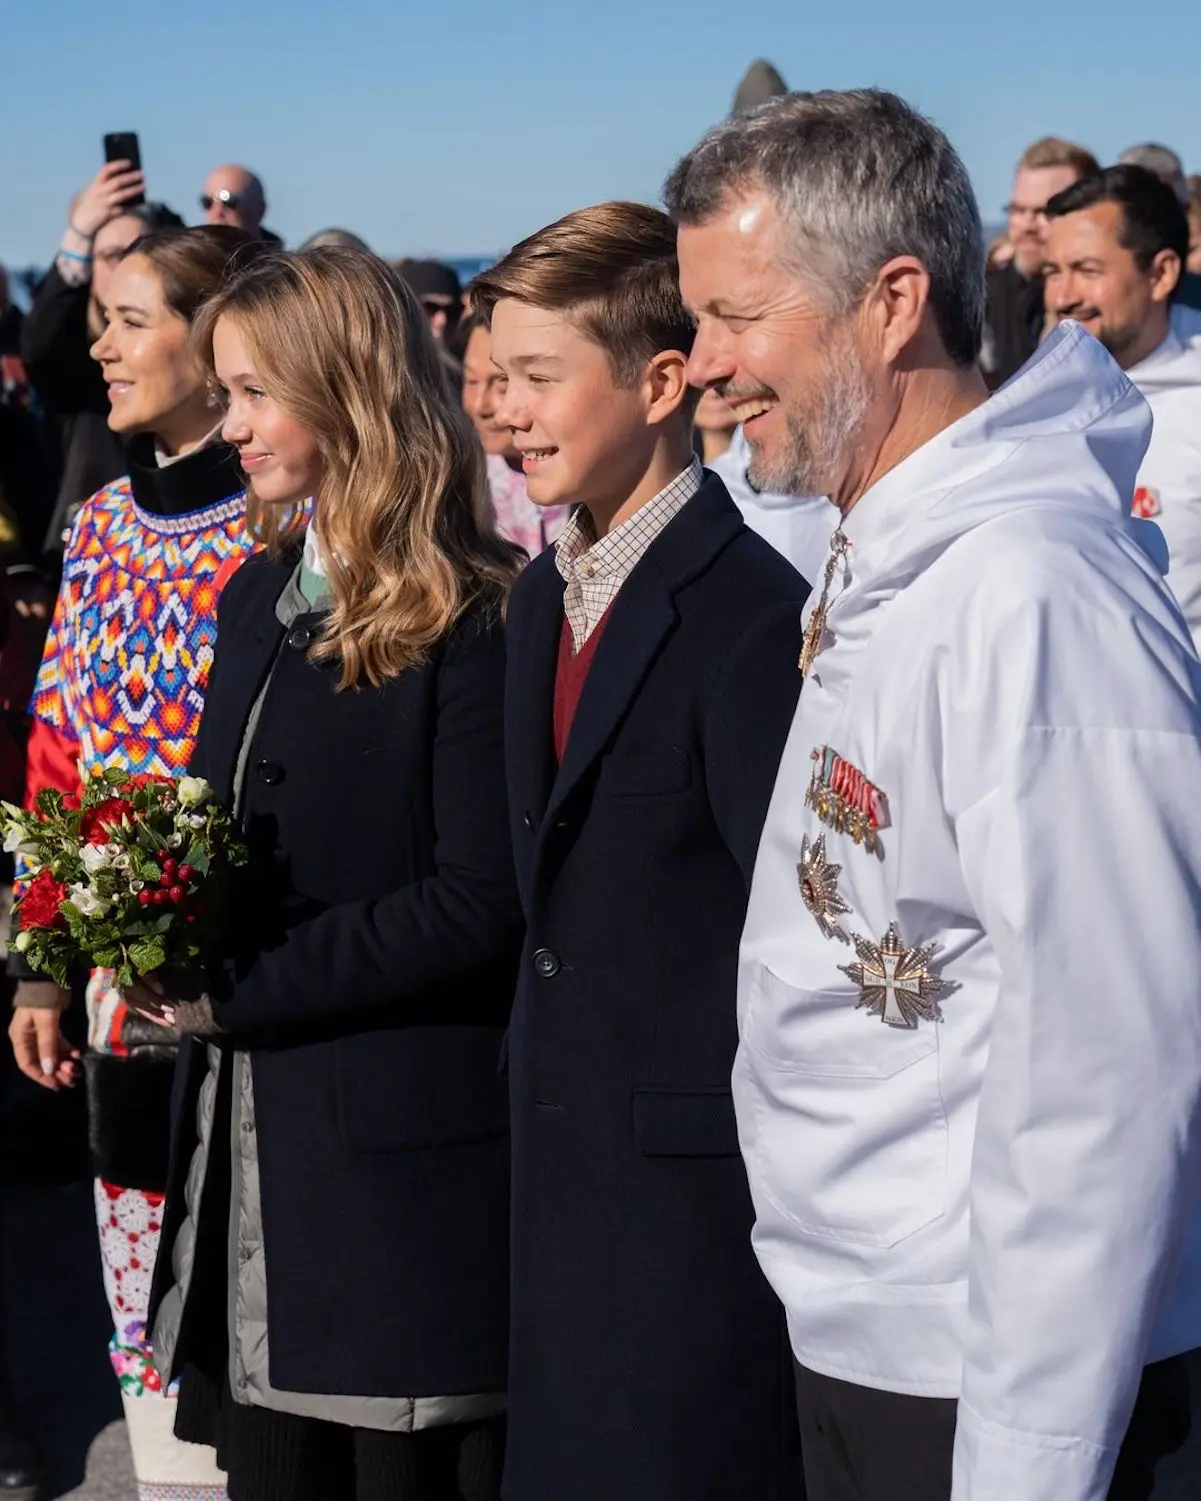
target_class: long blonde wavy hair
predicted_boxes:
[193,247,522,690]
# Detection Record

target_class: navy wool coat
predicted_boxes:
[502,473,812,1501]
[150,551,522,1401]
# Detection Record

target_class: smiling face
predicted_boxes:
[211,315,324,507]
[89,254,215,454]
[1007,164,1082,278]
[678,189,875,500]
[489,300,654,510]
[1043,201,1177,370]
[461,322,516,458]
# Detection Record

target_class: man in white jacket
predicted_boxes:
[1044,165,1201,651]
[667,88,1201,1501]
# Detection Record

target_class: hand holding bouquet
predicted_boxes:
[3,767,247,988]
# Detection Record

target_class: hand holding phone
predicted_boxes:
[102,132,144,206]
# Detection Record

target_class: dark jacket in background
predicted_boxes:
[981,261,1045,389]
[502,474,809,1501]
[0,304,54,562]
[20,266,124,562]
[151,554,522,1400]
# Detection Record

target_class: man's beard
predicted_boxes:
[1096,318,1144,369]
[746,325,873,499]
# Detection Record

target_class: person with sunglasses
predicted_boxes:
[200,165,282,246]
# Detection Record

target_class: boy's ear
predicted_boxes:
[644,349,691,427]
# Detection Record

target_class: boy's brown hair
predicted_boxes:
[471,201,696,388]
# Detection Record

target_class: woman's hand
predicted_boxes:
[8,984,79,1090]
[120,977,221,1037]
[121,974,176,1028]
[68,161,146,240]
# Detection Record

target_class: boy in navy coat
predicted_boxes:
[475,202,811,1501]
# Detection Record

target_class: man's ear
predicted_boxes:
[1148,248,1182,306]
[862,256,931,365]
[644,349,691,426]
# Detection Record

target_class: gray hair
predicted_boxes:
[1119,143,1187,202]
[664,88,985,367]
[300,227,372,253]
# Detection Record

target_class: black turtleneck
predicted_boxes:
[125,434,246,519]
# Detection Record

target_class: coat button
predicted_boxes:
[523,811,536,833]
[255,760,285,786]
[532,947,561,978]
[288,624,315,651]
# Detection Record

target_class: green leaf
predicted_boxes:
[127,935,167,976]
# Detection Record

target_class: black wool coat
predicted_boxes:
[150,552,523,1399]
[502,474,811,1501]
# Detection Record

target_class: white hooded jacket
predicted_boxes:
[735,322,1201,1501]
[707,426,840,587]
[1127,305,1201,652]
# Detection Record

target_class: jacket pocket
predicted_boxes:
[631,1085,741,1158]
[335,1025,509,1152]
[599,748,693,797]
[738,963,946,1248]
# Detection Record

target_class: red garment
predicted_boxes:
[553,610,611,763]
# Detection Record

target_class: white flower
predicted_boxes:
[177,776,213,808]
[186,815,206,830]
[81,844,112,874]
[105,842,122,857]
[130,880,145,894]
[169,832,186,848]
[113,854,131,871]
[13,932,31,953]
[3,828,39,857]
[68,883,110,918]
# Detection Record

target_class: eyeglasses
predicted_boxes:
[420,296,460,322]
[1004,202,1049,222]
[200,190,244,212]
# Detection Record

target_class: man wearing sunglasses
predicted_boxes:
[200,164,280,245]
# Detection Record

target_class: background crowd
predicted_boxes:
[0,53,1200,1501]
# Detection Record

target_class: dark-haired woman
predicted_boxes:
[8,223,267,1501]
[20,161,187,565]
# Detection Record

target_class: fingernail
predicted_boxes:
[40,1058,56,1077]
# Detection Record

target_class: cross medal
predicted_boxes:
[839,923,948,1029]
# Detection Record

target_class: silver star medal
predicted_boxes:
[839,923,948,1029]
[797,834,852,943]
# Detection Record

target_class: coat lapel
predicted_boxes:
[544,476,746,826]
[200,559,291,805]
[505,557,568,833]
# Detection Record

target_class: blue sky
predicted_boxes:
[2,0,1197,269]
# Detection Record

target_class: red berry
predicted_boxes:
[138,890,153,907]
[169,885,186,904]
[162,857,177,876]
[177,865,194,883]
[156,849,170,862]
[154,890,170,906]
[185,915,197,926]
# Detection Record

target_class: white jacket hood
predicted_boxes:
[824,321,1158,639]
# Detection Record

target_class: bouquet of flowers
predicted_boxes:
[2,767,247,988]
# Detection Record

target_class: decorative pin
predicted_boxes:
[839,923,948,1030]
[805,747,890,854]
[798,529,848,677]
[797,834,851,943]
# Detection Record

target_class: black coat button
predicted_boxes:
[532,947,561,978]
[288,624,315,651]
[255,760,285,786]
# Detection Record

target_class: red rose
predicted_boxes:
[18,868,69,931]
[80,797,134,845]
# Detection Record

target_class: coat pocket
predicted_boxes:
[631,1085,741,1158]
[335,1025,509,1152]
